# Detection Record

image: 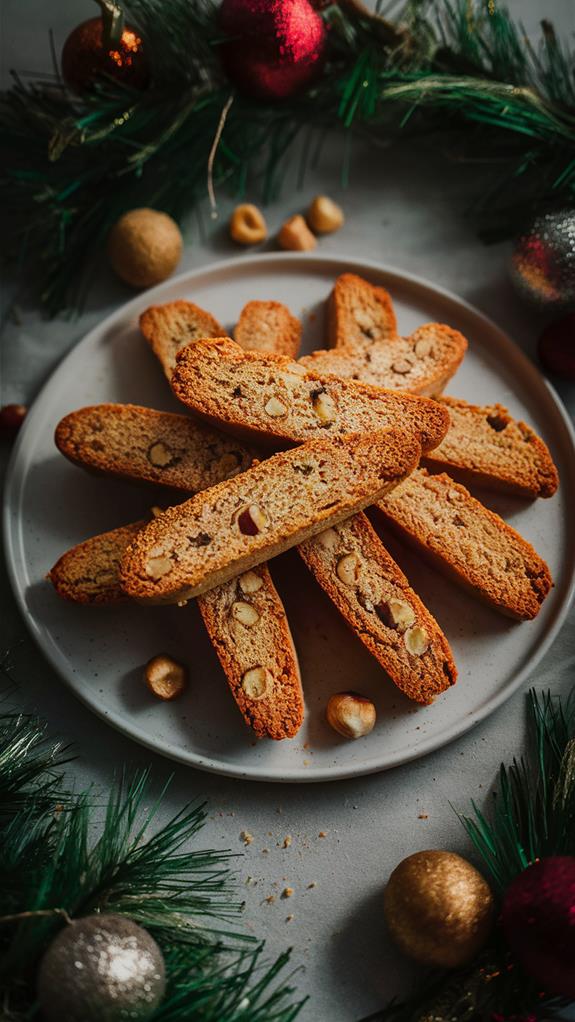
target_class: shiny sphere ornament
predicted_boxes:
[61,1,149,93]
[510,209,575,313]
[502,856,575,997]
[218,0,327,101]
[37,914,166,1022]
[538,312,575,380]
[107,208,183,288]
[383,850,494,968]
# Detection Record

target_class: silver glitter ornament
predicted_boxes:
[37,914,166,1022]
[510,209,575,312]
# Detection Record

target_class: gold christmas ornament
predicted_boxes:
[383,850,494,968]
[107,208,182,288]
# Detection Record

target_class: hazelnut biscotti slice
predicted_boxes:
[55,404,256,492]
[327,273,398,349]
[120,429,422,604]
[234,300,302,359]
[170,337,450,453]
[423,396,559,499]
[376,469,552,620]
[299,513,456,704]
[299,324,467,397]
[48,523,304,739]
[139,300,224,378]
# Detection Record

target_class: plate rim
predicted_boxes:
[4,251,575,782]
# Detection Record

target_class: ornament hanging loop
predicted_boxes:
[94,0,125,50]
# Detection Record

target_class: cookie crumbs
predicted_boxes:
[264,895,276,905]
[318,831,328,839]
[240,830,253,845]
[283,835,292,848]
[281,887,294,899]
[418,813,429,820]
[286,914,294,923]
[307,882,317,889]
[261,847,269,854]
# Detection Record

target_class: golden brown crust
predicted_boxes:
[234,300,302,359]
[139,299,224,378]
[299,513,456,704]
[328,273,397,349]
[170,337,450,454]
[119,429,422,605]
[48,522,145,604]
[423,397,560,498]
[376,469,552,620]
[55,403,255,492]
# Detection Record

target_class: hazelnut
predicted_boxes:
[311,388,337,425]
[279,368,306,390]
[144,654,187,700]
[307,195,345,235]
[230,203,267,245]
[264,395,289,418]
[148,440,178,467]
[376,598,416,632]
[218,451,243,477]
[414,337,432,358]
[354,310,380,340]
[317,528,338,552]
[278,214,317,252]
[336,553,360,586]
[145,553,173,579]
[326,692,376,739]
[239,570,264,594]
[242,666,270,700]
[404,625,430,656]
[236,503,268,536]
[391,358,415,375]
[231,601,260,627]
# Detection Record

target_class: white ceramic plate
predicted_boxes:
[4,254,575,781]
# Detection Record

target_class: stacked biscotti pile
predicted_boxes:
[49,276,558,740]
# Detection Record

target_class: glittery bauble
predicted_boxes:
[538,312,575,380]
[37,914,166,1022]
[510,210,575,312]
[61,17,149,91]
[502,856,575,997]
[383,850,494,968]
[218,0,327,101]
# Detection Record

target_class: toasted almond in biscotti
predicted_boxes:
[328,273,397,349]
[139,300,224,378]
[170,337,449,453]
[198,565,304,740]
[299,323,468,397]
[48,522,145,604]
[423,396,559,498]
[299,513,456,704]
[120,429,422,605]
[375,469,552,620]
[234,300,302,359]
[55,403,256,492]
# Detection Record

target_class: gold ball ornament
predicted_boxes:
[383,850,494,968]
[107,208,183,288]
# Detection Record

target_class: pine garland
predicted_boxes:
[1,0,575,314]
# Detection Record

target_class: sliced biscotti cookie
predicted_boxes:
[375,469,552,620]
[299,513,456,704]
[48,524,304,740]
[328,273,397,349]
[120,429,422,604]
[198,565,304,739]
[170,337,449,453]
[423,396,559,498]
[234,300,302,359]
[139,300,224,378]
[299,324,468,397]
[55,404,256,492]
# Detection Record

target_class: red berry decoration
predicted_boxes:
[502,856,575,998]
[0,404,27,440]
[218,0,327,101]
[538,312,575,380]
[62,0,149,92]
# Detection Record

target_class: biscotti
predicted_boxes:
[299,513,456,704]
[170,337,450,453]
[48,524,304,740]
[376,469,552,619]
[120,429,422,604]
[55,404,256,492]
[327,273,397,349]
[139,300,224,378]
[299,323,468,397]
[234,300,302,359]
[423,396,559,498]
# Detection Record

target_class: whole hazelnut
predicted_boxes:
[144,654,188,700]
[326,691,376,739]
[230,203,267,245]
[307,195,345,234]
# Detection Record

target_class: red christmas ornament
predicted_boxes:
[218,0,327,101]
[61,0,149,91]
[502,856,575,998]
[538,312,575,380]
[0,404,27,440]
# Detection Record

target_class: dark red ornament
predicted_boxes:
[0,404,27,440]
[502,856,575,998]
[218,0,327,101]
[538,312,575,380]
[61,0,149,91]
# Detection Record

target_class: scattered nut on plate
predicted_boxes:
[230,203,267,245]
[278,214,317,252]
[144,654,188,700]
[326,691,376,739]
[307,195,344,234]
